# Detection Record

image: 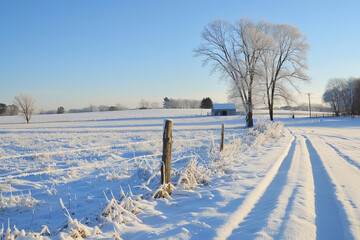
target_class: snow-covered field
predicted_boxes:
[0,109,359,239]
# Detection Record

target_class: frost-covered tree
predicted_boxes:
[346,78,360,115]
[139,99,151,109]
[14,94,36,123]
[322,78,351,116]
[163,97,171,109]
[195,19,272,127]
[260,23,310,121]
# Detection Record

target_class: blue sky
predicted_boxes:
[0,0,359,110]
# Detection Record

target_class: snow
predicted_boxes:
[0,109,359,239]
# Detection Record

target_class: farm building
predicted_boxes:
[211,103,236,116]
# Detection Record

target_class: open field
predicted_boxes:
[0,109,359,239]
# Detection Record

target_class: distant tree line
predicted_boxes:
[279,104,331,112]
[322,78,360,116]
[0,103,19,116]
[163,97,200,109]
[162,97,213,109]
[67,104,128,113]
[38,104,128,114]
[138,99,160,109]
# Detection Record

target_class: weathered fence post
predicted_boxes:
[161,120,173,185]
[220,123,225,152]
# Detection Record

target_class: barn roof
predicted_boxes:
[212,103,236,110]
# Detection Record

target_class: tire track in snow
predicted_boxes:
[322,141,360,171]
[226,136,296,239]
[274,135,316,239]
[305,135,360,239]
[228,134,316,239]
[214,134,295,240]
[305,137,353,240]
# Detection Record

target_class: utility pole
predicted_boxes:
[306,93,312,118]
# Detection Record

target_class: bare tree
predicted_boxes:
[195,19,272,127]
[151,101,160,109]
[14,94,36,123]
[115,103,128,110]
[322,78,349,116]
[260,23,310,121]
[139,99,151,109]
[323,78,360,116]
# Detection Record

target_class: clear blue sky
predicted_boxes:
[1,0,359,110]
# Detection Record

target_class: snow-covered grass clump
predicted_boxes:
[0,191,40,208]
[242,121,284,146]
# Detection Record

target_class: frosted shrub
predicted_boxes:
[62,218,93,239]
[242,121,284,147]
[176,157,211,190]
[153,183,175,198]
[101,195,143,225]
[209,121,284,175]
[0,191,40,208]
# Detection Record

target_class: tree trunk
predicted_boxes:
[247,111,253,127]
[220,123,225,152]
[269,84,275,121]
[247,88,254,127]
[269,108,274,121]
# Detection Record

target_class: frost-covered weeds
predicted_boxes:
[175,157,211,191]
[242,121,284,147]
[153,183,176,198]
[102,191,143,224]
[207,121,284,176]
[0,191,40,209]
[0,224,51,240]
[55,189,149,239]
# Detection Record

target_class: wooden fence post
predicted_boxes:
[161,120,173,185]
[220,123,225,152]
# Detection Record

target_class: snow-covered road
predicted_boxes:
[223,120,360,239]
